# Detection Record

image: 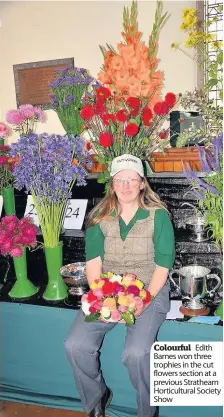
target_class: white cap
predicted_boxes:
[110,154,144,177]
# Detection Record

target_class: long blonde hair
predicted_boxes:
[87,177,168,227]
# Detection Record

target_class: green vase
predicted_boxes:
[43,242,68,301]
[8,249,38,299]
[2,187,16,215]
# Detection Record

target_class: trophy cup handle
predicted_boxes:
[169,270,181,292]
[206,274,222,296]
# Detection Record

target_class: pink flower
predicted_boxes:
[19,217,33,226]
[111,309,122,322]
[13,234,24,245]
[19,107,35,119]
[118,305,127,313]
[5,222,18,233]
[81,294,89,303]
[1,215,18,225]
[127,285,140,296]
[91,300,103,311]
[134,297,144,310]
[0,123,9,139]
[19,104,33,111]
[1,236,13,249]
[34,107,45,122]
[0,156,8,166]
[113,283,125,295]
[9,246,23,257]
[6,110,25,125]
[21,224,37,236]
[93,288,103,298]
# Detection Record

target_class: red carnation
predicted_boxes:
[89,305,97,314]
[165,93,176,108]
[102,281,114,295]
[102,113,116,126]
[125,123,139,136]
[96,86,111,101]
[153,101,170,116]
[87,291,98,303]
[116,109,129,122]
[80,105,94,120]
[159,131,168,139]
[99,132,114,147]
[144,290,151,304]
[127,97,140,109]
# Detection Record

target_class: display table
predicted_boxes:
[0,302,222,417]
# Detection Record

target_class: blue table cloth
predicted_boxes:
[0,302,222,417]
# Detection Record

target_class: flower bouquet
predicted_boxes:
[10,133,91,301]
[80,86,177,183]
[50,66,100,135]
[6,104,45,136]
[81,272,152,324]
[0,215,38,298]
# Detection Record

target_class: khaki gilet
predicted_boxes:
[99,209,156,288]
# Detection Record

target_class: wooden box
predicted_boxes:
[149,148,202,172]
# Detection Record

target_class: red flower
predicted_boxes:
[89,305,97,314]
[87,291,98,303]
[142,107,153,126]
[96,87,111,101]
[159,131,168,139]
[130,108,139,117]
[94,101,106,115]
[80,105,94,120]
[125,123,139,136]
[116,109,129,122]
[102,113,116,126]
[99,132,114,147]
[127,97,140,109]
[144,290,151,304]
[86,142,91,151]
[102,281,114,295]
[153,101,170,116]
[0,145,10,152]
[165,93,176,108]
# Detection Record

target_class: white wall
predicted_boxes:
[0,0,197,143]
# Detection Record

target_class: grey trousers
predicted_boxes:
[64,282,170,417]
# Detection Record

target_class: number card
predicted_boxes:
[63,199,88,230]
[24,195,39,226]
[0,196,3,218]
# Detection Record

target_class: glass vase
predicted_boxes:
[8,248,38,299]
[43,242,68,301]
[2,187,16,215]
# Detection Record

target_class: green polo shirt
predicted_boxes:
[85,208,175,269]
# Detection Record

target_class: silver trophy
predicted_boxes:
[169,265,221,316]
[60,262,89,306]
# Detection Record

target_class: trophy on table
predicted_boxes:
[169,265,221,317]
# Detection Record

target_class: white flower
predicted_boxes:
[100,307,111,319]
[82,302,91,316]
[109,274,122,283]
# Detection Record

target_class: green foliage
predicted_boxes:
[198,159,223,249]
